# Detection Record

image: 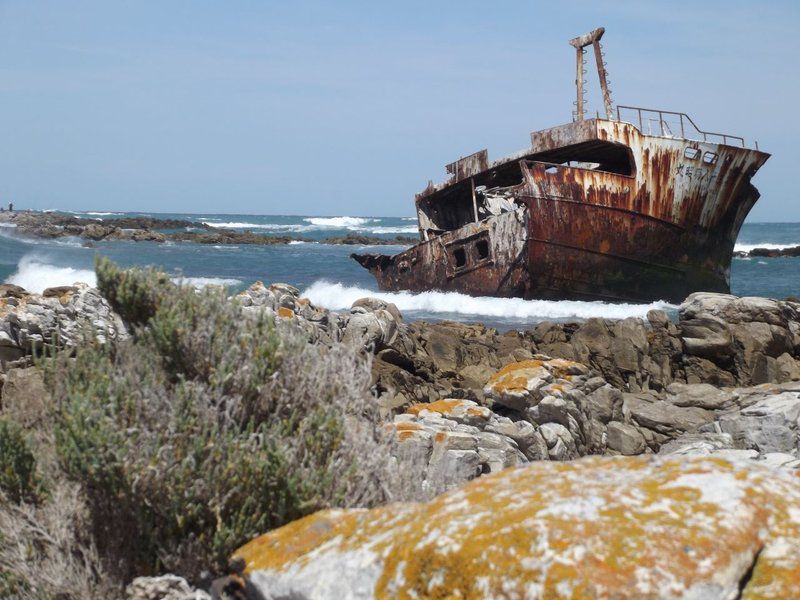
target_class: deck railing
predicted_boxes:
[615,105,746,148]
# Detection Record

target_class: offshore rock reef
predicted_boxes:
[4,278,800,597]
[0,210,415,246]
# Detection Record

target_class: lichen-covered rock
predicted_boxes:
[233,455,800,599]
[0,283,127,369]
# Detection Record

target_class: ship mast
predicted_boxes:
[569,27,614,121]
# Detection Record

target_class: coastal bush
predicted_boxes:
[47,261,396,582]
[0,482,109,599]
[0,418,45,504]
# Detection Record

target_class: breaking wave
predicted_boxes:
[302,281,675,321]
[4,255,96,293]
[303,216,373,228]
[363,225,418,234]
[734,242,800,253]
[172,276,242,287]
[202,221,297,230]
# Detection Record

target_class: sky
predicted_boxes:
[0,1,796,219]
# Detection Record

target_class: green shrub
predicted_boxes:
[95,255,173,327]
[47,261,394,582]
[0,418,45,504]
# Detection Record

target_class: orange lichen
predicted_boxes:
[296,298,310,306]
[277,307,294,319]
[393,422,422,432]
[233,456,800,598]
[406,399,466,416]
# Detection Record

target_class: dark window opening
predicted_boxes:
[527,140,635,177]
[453,247,467,268]
[475,239,490,260]
[684,147,700,160]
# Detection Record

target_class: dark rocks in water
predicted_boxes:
[0,210,415,247]
[168,230,292,245]
[317,234,416,245]
[735,245,800,258]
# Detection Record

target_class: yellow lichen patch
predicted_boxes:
[234,456,800,598]
[393,422,422,432]
[296,298,310,306]
[486,359,544,383]
[406,399,466,416]
[397,430,421,442]
[466,407,490,419]
[277,307,294,319]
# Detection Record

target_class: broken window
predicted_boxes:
[684,147,700,160]
[453,247,467,268]
[703,151,718,165]
[526,140,635,176]
[475,239,490,260]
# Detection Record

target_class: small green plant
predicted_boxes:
[47,260,395,582]
[0,418,45,504]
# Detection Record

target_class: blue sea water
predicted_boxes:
[2,212,800,328]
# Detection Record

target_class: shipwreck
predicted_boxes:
[352,28,770,303]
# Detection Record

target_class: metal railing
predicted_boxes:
[615,105,746,147]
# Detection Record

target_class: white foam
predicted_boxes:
[288,240,308,245]
[0,222,17,228]
[304,216,372,228]
[735,242,800,253]
[401,217,416,221]
[172,276,242,287]
[85,211,117,216]
[4,255,96,293]
[356,225,418,234]
[302,280,675,321]
[203,221,283,230]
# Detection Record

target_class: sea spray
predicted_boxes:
[302,280,676,322]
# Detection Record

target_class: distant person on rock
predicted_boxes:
[8,202,12,212]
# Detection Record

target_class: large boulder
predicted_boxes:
[232,455,800,599]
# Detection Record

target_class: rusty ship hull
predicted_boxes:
[353,30,770,304]
[354,118,769,303]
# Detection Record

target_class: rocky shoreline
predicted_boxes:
[5,281,800,483]
[0,210,416,246]
[4,278,800,597]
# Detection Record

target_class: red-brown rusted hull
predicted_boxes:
[353,118,769,304]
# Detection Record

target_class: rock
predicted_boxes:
[646,309,670,328]
[0,284,28,299]
[659,432,735,455]
[679,315,734,360]
[538,422,577,460]
[606,421,646,455]
[682,356,737,387]
[0,284,127,368]
[351,297,402,323]
[624,393,713,441]
[664,382,733,410]
[483,357,588,412]
[125,575,211,600]
[233,455,800,599]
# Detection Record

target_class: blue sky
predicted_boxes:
[0,1,796,219]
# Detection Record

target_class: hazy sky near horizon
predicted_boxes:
[0,1,796,219]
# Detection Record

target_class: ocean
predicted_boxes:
[2,212,800,329]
